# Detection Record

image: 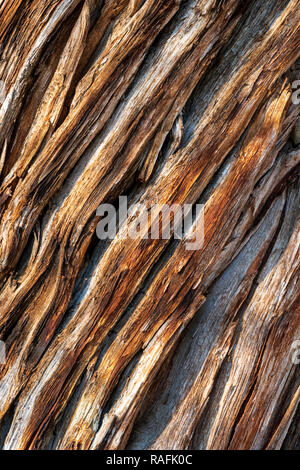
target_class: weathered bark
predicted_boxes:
[0,0,299,450]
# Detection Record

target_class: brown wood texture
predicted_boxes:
[0,0,299,450]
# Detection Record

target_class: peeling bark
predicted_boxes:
[0,0,299,450]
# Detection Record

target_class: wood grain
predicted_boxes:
[0,0,299,450]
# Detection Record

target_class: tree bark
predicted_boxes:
[0,0,299,450]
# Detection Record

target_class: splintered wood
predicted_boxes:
[0,0,299,450]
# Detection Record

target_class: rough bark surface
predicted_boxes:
[0,0,299,450]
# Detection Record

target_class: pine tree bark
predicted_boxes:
[0,0,299,450]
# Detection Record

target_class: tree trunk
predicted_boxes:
[0,0,299,450]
